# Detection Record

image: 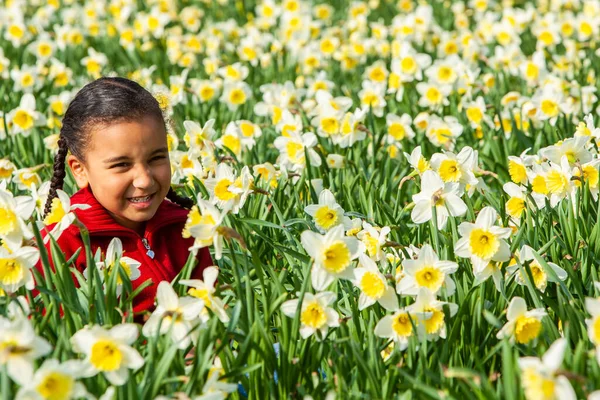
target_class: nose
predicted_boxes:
[132,164,155,190]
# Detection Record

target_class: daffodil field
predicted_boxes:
[3,0,600,398]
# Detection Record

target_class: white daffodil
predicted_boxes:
[6,93,46,136]
[281,291,339,340]
[497,296,546,345]
[540,136,592,166]
[374,307,419,350]
[585,294,600,366]
[545,156,574,207]
[473,260,504,293]
[411,170,467,230]
[215,122,244,159]
[89,237,141,297]
[183,119,216,155]
[301,225,361,291]
[274,130,322,173]
[356,221,389,262]
[0,187,35,249]
[430,147,479,187]
[518,339,576,400]
[203,163,253,214]
[454,206,512,271]
[185,199,227,260]
[397,244,458,296]
[180,266,230,323]
[71,324,144,386]
[411,288,458,341]
[0,245,39,293]
[352,254,398,311]
[15,359,90,400]
[503,182,528,221]
[386,113,415,144]
[192,369,238,400]
[220,81,252,111]
[142,281,206,349]
[304,189,350,233]
[506,245,567,293]
[43,189,91,243]
[0,316,52,385]
[333,108,368,149]
[404,146,431,175]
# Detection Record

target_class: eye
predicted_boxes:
[111,162,130,169]
[150,155,167,162]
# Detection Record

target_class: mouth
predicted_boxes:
[127,193,155,207]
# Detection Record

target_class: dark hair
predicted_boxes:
[43,77,193,217]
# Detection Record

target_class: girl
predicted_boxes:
[40,77,212,315]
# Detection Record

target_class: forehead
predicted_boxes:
[85,116,167,159]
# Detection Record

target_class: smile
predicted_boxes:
[128,193,155,207]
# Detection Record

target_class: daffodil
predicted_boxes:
[281,291,339,340]
[220,81,252,111]
[6,93,46,136]
[374,307,419,350]
[356,222,389,262]
[274,130,322,173]
[15,359,90,400]
[430,147,479,187]
[503,182,528,221]
[386,113,415,144]
[425,115,463,150]
[203,163,253,214]
[518,339,576,400]
[142,281,206,349]
[180,266,230,323]
[183,119,216,155]
[0,187,35,249]
[397,244,458,296]
[89,237,141,297]
[411,170,467,230]
[506,245,567,293]
[404,146,430,175]
[497,296,546,344]
[0,316,52,385]
[454,206,512,271]
[301,225,361,291]
[304,189,351,233]
[71,324,144,385]
[540,136,592,166]
[352,254,398,311]
[185,199,227,260]
[0,245,39,293]
[411,288,458,341]
[43,189,91,243]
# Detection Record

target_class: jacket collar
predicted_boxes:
[70,186,189,236]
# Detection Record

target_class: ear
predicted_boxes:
[66,154,89,188]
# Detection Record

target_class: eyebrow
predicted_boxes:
[103,147,169,164]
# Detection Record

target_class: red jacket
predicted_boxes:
[40,186,212,315]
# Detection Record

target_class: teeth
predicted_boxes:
[130,195,151,203]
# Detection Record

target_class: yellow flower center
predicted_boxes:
[417,157,430,173]
[188,287,212,308]
[321,117,339,135]
[388,123,406,140]
[423,307,445,334]
[360,271,385,299]
[0,258,23,286]
[286,141,304,164]
[508,160,527,184]
[44,197,66,225]
[437,66,453,83]
[514,315,542,344]
[314,206,339,230]
[108,260,132,285]
[90,339,122,371]
[532,175,548,195]
[392,312,413,337]
[546,170,568,195]
[214,178,237,201]
[438,159,462,182]
[592,316,600,345]
[13,110,34,130]
[469,228,499,259]
[400,57,416,74]
[529,263,547,290]
[425,87,442,104]
[200,86,215,101]
[466,107,483,124]
[415,267,444,292]
[433,128,452,144]
[300,301,327,329]
[321,241,351,273]
[361,233,379,257]
[36,372,74,400]
[506,197,526,218]
[222,134,241,156]
[239,122,255,137]
[540,99,559,117]
[369,67,386,82]
[0,207,18,235]
[229,88,246,105]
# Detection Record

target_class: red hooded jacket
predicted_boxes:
[40,186,212,315]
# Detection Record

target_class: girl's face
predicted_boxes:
[67,115,172,234]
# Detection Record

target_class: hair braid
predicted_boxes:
[166,187,194,209]
[43,137,68,218]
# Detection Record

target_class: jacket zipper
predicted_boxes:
[141,237,155,259]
